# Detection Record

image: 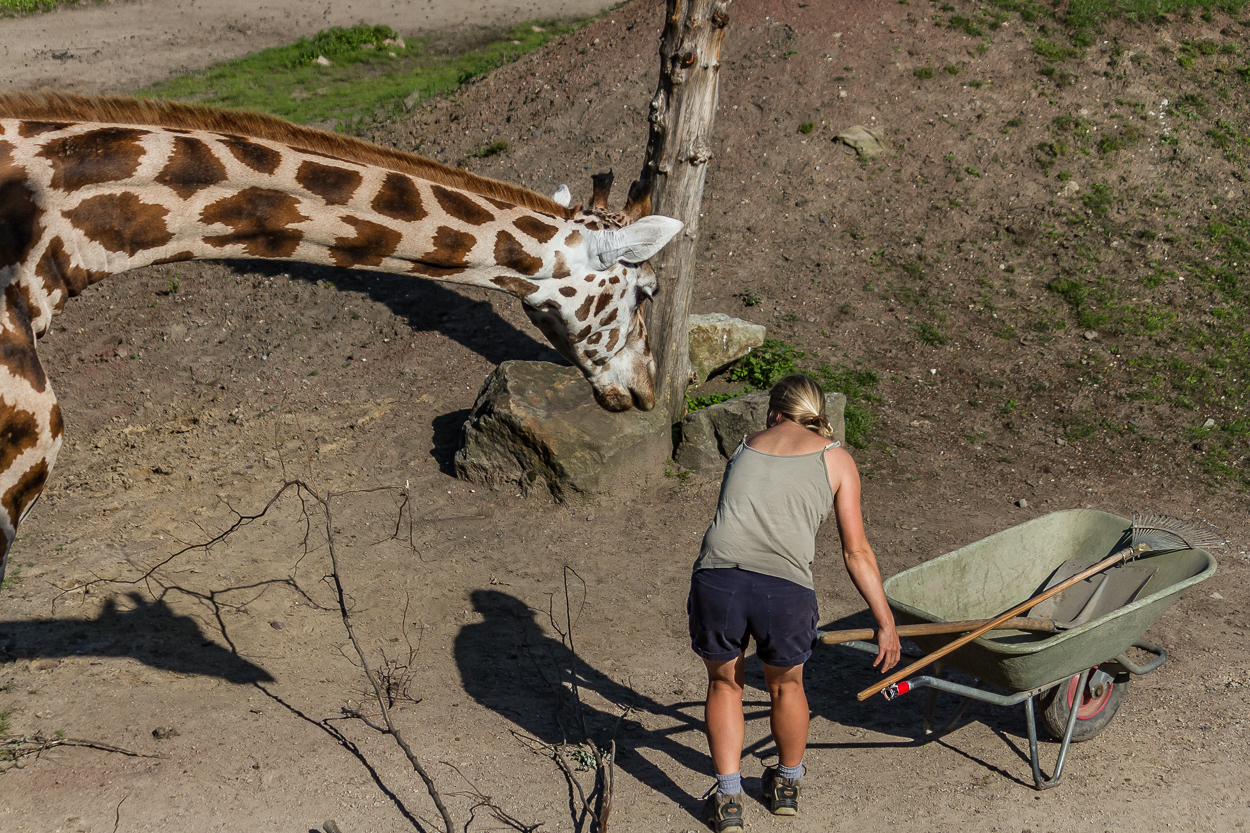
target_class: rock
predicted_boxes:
[1015,498,1029,508]
[454,361,670,499]
[687,313,765,384]
[314,55,331,67]
[835,125,889,158]
[674,391,847,474]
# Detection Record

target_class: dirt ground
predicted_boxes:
[1,1,1249,832]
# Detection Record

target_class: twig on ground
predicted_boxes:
[300,480,457,833]
[444,761,545,833]
[0,734,157,772]
[527,566,631,833]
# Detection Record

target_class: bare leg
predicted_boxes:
[763,662,809,769]
[703,656,746,775]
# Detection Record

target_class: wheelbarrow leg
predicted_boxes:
[1025,668,1089,790]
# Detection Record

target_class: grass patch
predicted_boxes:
[142,19,582,131]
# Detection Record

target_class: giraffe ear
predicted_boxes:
[586,216,684,269]
[552,185,572,207]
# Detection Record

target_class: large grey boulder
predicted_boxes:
[688,313,765,384]
[674,392,847,474]
[454,361,669,499]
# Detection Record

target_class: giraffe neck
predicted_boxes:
[1,110,584,338]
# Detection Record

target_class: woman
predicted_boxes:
[687,374,901,830]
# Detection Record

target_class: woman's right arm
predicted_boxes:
[827,449,902,672]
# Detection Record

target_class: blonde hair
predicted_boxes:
[768,374,834,439]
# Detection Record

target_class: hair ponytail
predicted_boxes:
[768,374,834,439]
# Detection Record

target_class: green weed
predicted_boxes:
[728,339,802,389]
[142,19,581,131]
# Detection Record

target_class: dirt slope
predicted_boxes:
[1,1,1248,832]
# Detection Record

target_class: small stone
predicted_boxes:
[1203,418,1216,429]
[1211,592,1224,600]
[1056,437,1068,446]
[1015,498,1028,508]
[152,726,180,740]
[1083,330,1098,340]
[314,56,331,67]
[270,620,286,630]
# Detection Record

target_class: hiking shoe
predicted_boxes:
[704,791,744,832]
[761,766,801,816]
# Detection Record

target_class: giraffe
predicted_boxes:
[0,92,683,584]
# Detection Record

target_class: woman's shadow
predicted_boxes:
[453,589,713,814]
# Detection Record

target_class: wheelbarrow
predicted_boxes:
[821,509,1219,789]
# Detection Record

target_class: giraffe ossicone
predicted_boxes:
[0,92,684,583]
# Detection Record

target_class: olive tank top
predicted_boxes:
[692,438,839,590]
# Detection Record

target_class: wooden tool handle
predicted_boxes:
[857,546,1135,701]
[818,616,1055,645]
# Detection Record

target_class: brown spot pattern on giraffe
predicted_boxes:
[35,236,109,297]
[372,172,426,222]
[65,193,174,257]
[0,176,43,271]
[16,121,72,138]
[3,459,49,531]
[409,226,475,277]
[48,402,64,441]
[593,292,612,316]
[551,252,571,281]
[201,187,307,258]
[564,230,582,248]
[603,327,621,352]
[156,136,228,199]
[432,185,494,225]
[0,404,41,478]
[558,287,577,298]
[513,216,559,244]
[329,216,402,268]
[0,285,47,392]
[493,230,542,276]
[295,160,363,206]
[575,295,595,322]
[218,135,282,175]
[491,275,539,297]
[37,127,149,191]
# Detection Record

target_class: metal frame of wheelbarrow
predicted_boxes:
[841,638,1167,790]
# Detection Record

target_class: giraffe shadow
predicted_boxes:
[454,589,714,821]
[0,592,273,684]
[232,260,566,368]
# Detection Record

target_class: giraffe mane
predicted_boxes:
[0,91,577,220]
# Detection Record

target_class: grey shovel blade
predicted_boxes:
[1030,559,1159,629]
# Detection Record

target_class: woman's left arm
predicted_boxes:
[827,449,901,672]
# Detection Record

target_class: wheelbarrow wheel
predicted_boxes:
[1040,667,1128,742]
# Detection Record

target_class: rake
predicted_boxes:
[857,514,1225,701]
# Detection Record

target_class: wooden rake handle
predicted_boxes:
[818,616,1056,645]
[857,545,1136,701]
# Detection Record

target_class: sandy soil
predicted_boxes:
[1,1,1248,832]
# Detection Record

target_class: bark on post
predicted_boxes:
[640,0,732,426]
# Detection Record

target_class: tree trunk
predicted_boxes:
[640,0,732,427]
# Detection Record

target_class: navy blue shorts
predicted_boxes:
[687,567,819,668]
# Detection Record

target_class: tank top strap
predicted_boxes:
[824,440,841,449]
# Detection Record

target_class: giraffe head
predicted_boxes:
[519,176,682,412]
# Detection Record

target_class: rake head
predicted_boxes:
[1130,514,1226,555]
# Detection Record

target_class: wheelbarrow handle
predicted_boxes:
[818,616,1056,645]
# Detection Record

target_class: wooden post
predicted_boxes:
[640,0,733,426]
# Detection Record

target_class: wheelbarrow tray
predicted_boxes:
[883,509,1217,691]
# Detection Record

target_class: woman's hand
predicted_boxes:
[872,622,902,673]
